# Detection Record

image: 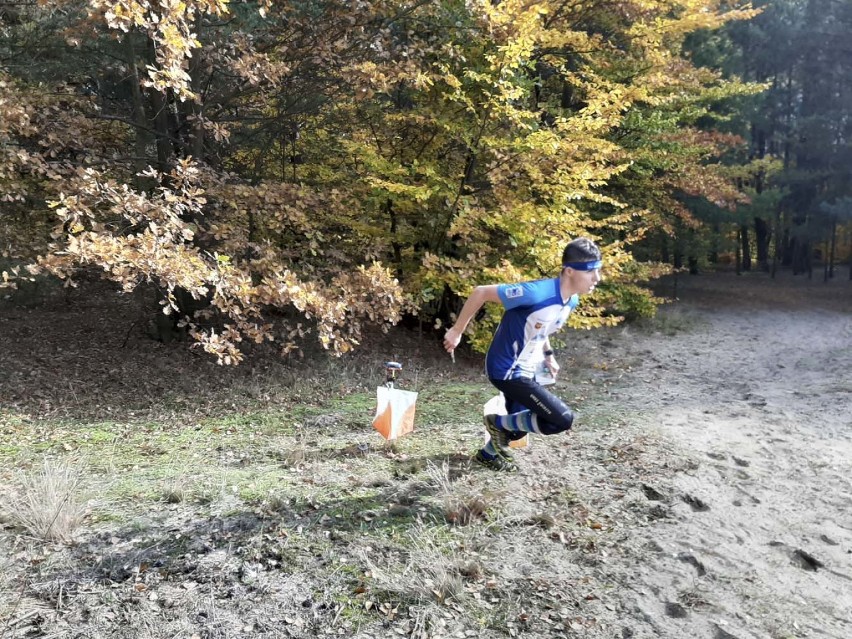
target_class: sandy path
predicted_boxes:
[592,271,852,638]
[2,270,849,639]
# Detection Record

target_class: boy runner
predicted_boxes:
[442,237,603,471]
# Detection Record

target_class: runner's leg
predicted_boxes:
[490,377,574,435]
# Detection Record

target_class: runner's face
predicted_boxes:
[563,264,602,294]
[583,267,602,293]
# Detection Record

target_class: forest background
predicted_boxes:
[2,0,851,360]
[3,2,852,638]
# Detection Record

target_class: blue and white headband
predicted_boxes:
[562,260,603,271]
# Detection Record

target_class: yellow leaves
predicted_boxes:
[344,61,390,94]
[232,52,291,87]
[480,0,547,40]
[538,28,601,54]
[442,72,462,91]
[628,0,760,44]
[411,72,434,91]
[366,178,434,203]
[101,0,148,32]
[4,0,760,365]
[203,120,231,144]
[94,0,233,97]
[145,66,195,101]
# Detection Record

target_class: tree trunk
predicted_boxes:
[771,207,781,278]
[828,216,837,279]
[781,225,793,267]
[754,217,770,271]
[709,223,720,264]
[740,224,751,271]
[150,88,173,171]
[185,22,206,160]
[750,117,771,272]
[735,229,742,275]
[148,40,174,171]
[791,236,810,275]
[688,256,699,275]
[126,35,153,189]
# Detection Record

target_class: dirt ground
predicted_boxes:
[1,268,851,639]
[563,269,852,638]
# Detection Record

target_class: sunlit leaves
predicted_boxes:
[1,0,763,363]
[30,161,408,364]
[94,0,228,99]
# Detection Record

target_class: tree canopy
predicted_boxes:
[671,0,852,276]
[1,0,781,362]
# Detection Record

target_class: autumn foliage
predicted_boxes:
[0,0,759,362]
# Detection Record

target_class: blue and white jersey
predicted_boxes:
[485,278,578,380]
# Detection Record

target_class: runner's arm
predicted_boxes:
[543,339,559,376]
[443,285,501,353]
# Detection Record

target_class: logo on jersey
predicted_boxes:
[505,286,523,299]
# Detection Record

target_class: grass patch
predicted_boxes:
[426,460,496,526]
[414,383,494,424]
[361,523,474,606]
[1,459,87,542]
[0,365,626,638]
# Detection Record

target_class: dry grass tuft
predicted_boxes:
[444,494,490,526]
[2,459,87,543]
[159,462,195,505]
[161,480,188,504]
[0,548,18,620]
[527,512,558,529]
[426,460,494,525]
[362,523,466,605]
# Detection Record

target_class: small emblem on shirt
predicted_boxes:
[505,286,523,299]
[534,322,543,329]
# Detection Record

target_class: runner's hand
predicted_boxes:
[443,327,462,353]
[545,355,560,378]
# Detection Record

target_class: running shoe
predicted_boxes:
[483,414,513,460]
[474,449,518,472]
